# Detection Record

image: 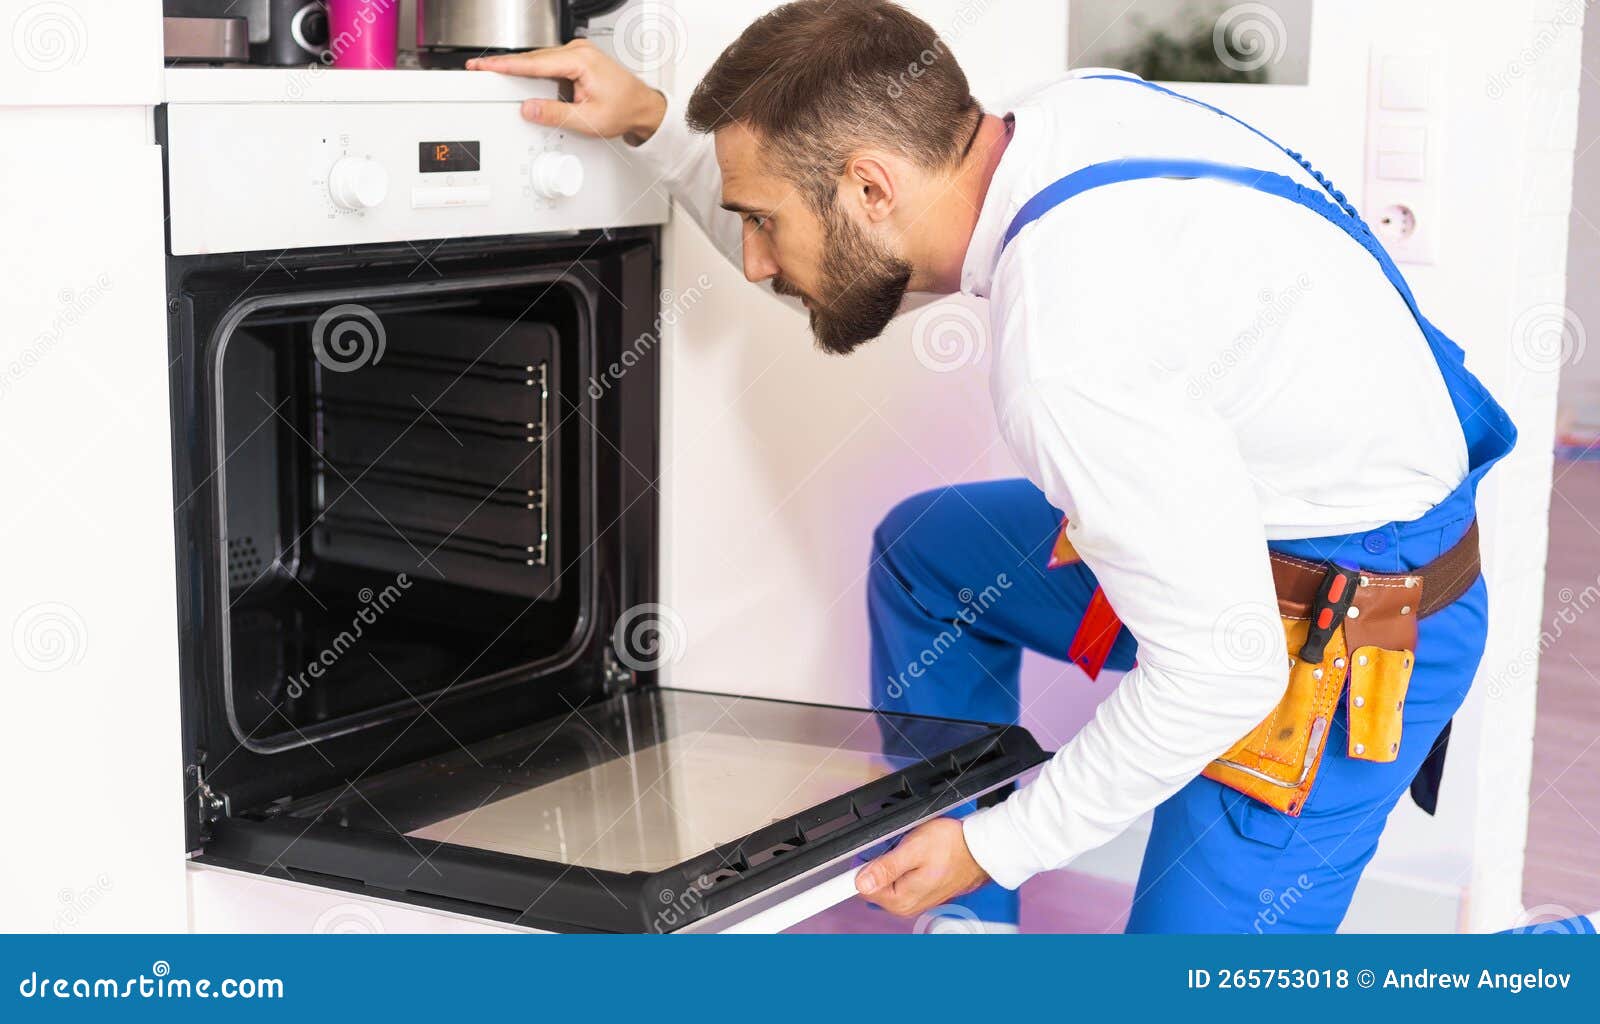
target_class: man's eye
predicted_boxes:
[746,214,771,232]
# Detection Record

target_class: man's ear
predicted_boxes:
[842,154,897,224]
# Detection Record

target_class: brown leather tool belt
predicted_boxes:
[1202,522,1481,815]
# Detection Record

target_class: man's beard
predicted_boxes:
[773,203,913,356]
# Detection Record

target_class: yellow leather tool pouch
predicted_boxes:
[1201,616,1347,816]
[1346,646,1413,763]
[1203,569,1423,816]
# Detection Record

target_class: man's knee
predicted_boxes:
[871,486,955,564]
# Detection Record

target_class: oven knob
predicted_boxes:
[328,156,389,211]
[529,152,585,200]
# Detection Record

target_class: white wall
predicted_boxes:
[658,0,1583,932]
[1556,9,1600,436]
[1,0,163,105]
[0,0,187,932]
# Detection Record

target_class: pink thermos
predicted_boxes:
[325,0,399,69]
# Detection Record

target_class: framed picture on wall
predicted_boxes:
[1070,0,1313,84]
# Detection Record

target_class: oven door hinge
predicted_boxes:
[601,646,635,694]
[186,763,230,825]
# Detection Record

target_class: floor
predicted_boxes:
[790,458,1600,933]
[1521,457,1600,915]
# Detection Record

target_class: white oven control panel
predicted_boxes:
[165,96,669,255]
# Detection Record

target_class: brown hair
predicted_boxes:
[684,0,980,209]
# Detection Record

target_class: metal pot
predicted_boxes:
[416,0,627,57]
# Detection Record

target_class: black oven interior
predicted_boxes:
[218,288,585,753]
[170,233,662,827]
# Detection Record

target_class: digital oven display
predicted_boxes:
[419,141,481,173]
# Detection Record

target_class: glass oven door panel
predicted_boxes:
[204,689,1046,932]
[405,730,914,873]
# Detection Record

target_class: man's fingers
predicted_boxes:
[519,98,584,130]
[855,845,917,897]
[466,46,588,82]
[876,869,938,918]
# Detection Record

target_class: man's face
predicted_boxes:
[715,124,912,355]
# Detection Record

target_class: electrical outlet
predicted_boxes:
[1364,47,1443,265]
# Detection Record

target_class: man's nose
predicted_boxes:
[742,231,779,284]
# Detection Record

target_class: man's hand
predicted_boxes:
[467,40,668,145]
[854,817,990,917]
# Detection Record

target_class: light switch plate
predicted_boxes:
[1365,47,1444,265]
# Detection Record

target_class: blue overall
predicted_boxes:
[868,77,1516,933]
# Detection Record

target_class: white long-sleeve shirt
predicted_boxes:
[627,71,1468,889]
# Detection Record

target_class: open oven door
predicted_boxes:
[199,687,1045,933]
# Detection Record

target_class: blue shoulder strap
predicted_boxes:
[1074,74,1363,218]
[1000,74,1517,483]
[1002,156,1425,328]
[1001,75,1425,339]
